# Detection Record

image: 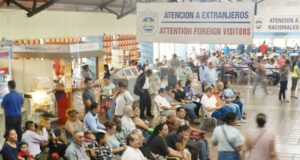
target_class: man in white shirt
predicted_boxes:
[201,87,224,118]
[22,121,49,157]
[121,106,136,132]
[208,52,219,67]
[154,88,176,116]
[83,102,106,133]
[122,133,146,160]
[203,62,218,86]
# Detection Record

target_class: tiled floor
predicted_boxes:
[207,85,300,160]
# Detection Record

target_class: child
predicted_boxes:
[18,142,34,160]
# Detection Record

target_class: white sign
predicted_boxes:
[255,16,300,32]
[137,2,254,44]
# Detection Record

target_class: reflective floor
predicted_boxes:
[208,85,300,160]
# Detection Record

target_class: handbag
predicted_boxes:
[221,125,240,159]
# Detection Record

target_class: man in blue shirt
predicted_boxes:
[1,80,23,141]
[83,102,106,134]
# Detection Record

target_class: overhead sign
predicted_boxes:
[255,16,300,33]
[137,2,254,44]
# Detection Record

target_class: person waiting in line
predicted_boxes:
[154,88,177,116]
[105,121,127,160]
[121,106,136,132]
[252,58,269,95]
[132,102,152,139]
[48,129,68,160]
[165,86,199,123]
[166,125,192,160]
[1,80,23,141]
[113,117,130,145]
[87,131,114,160]
[132,129,156,160]
[279,59,290,103]
[121,133,147,160]
[83,102,106,133]
[134,69,153,119]
[18,142,35,160]
[175,107,210,160]
[242,113,277,160]
[100,75,116,121]
[199,58,208,92]
[65,130,90,160]
[291,60,300,99]
[22,120,49,158]
[265,59,280,86]
[1,129,19,160]
[203,61,218,87]
[115,81,134,117]
[177,60,193,83]
[65,109,83,140]
[211,112,244,160]
[148,123,185,159]
[82,77,97,114]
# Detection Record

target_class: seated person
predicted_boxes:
[132,129,155,160]
[64,109,83,139]
[175,107,209,160]
[121,106,136,132]
[83,102,106,133]
[132,103,152,139]
[121,133,147,160]
[113,117,130,145]
[105,121,127,160]
[48,129,68,160]
[166,112,179,133]
[174,80,186,102]
[165,86,199,123]
[154,88,177,116]
[166,125,192,160]
[148,123,185,159]
[223,80,247,119]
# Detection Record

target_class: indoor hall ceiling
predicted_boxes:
[1,0,300,18]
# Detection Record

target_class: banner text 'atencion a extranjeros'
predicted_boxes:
[137,2,254,44]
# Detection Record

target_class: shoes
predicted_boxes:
[280,99,289,103]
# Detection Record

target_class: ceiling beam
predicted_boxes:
[117,6,136,19]
[27,0,56,17]
[99,0,117,10]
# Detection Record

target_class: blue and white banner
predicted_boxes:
[255,16,300,33]
[137,2,254,44]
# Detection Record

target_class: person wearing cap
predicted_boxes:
[115,81,134,117]
[83,102,106,134]
[65,109,83,138]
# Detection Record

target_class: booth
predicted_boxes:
[13,42,104,124]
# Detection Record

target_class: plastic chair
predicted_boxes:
[153,101,168,126]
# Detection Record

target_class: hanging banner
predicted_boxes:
[137,2,254,44]
[254,16,300,33]
[64,64,72,93]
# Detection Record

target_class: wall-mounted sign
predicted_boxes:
[255,16,300,33]
[137,2,254,44]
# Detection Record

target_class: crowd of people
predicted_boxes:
[1,44,299,160]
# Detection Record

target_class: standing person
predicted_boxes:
[104,64,111,78]
[252,59,268,95]
[0,129,19,160]
[134,69,153,119]
[168,54,181,87]
[22,121,49,158]
[203,61,218,87]
[82,77,97,114]
[177,60,193,83]
[65,130,90,160]
[279,60,290,102]
[115,81,134,117]
[211,112,244,160]
[82,65,93,80]
[223,45,230,58]
[199,58,208,92]
[1,80,23,141]
[259,41,268,55]
[291,60,300,99]
[100,75,116,120]
[243,113,277,160]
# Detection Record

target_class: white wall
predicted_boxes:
[0,9,137,39]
